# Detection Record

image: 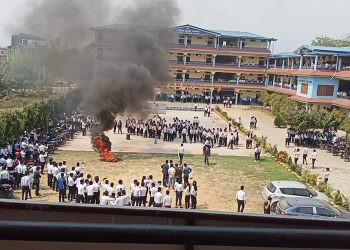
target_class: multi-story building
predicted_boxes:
[90,23,350,110]
[0,47,8,64]
[11,33,47,48]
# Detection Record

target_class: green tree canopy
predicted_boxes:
[311,36,350,47]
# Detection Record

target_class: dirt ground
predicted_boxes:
[13,150,296,214]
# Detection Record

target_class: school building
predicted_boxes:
[90,24,350,111]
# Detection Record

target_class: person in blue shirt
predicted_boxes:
[182,163,192,186]
[57,173,67,202]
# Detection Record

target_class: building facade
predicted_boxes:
[11,33,47,48]
[0,47,8,64]
[90,24,350,110]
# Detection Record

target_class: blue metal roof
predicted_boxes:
[270,52,301,59]
[297,45,350,56]
[211,30,276,41]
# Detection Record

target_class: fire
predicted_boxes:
[92,133,119,162]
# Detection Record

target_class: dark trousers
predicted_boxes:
[33,182,40,196]
[132,196,140,206]
[163,174,169,187]
[176,191,183,207]
[21,186,29,200]
[48,174,53,187]
[312,159,316,169]
[191,195,197,209]
[184,175,189,186]
[59,189,65,202]
[87,195,94,204]
[76,194,84,203]
[303,154,307,164]
[204,155,209,165]
[149,197,154,207]
[254,152,260,161]
[52,177,58,191]
[40,162,45,174]
[237,199,245,212]
[140,196,146,206]
[179,153,184,163]
[185,195,190,209]
[285,138,290,147]
[182,134,187,143]
[68,186,75,201]
[93,192,100,204]
[294,158,298,165]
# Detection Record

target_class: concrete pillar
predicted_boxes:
[213,56,216,67]
[305,103,309,112]
[272,75,276,86]
[282,60,285,69]
[287,58,290,68]
[235,92,239,105]
[274,59,277,68]
[264,76,269,86]
[184,35,188,46]
[238,58,241,68]
[183,54,187,65]
[210,73,214,106]
[299,56,303,70]
[291,59,294,69]
[289,77,293,89]
[182,73,186,83]
[239,40,243,49]
[314,55,318,70]
[338,58,342,71]
[236,75,240,85]
[214,37,217,48]
[281,76,284,88]
[266,59,270,69]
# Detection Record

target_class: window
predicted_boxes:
[97,48,103,58]
[301,83,308,94]
[197,36,203,39]
[295,207,314,215]
[267,183,276,193]
[316,207,335,217]
[279,188,294,195]
[317,85,334,96]
[96,32,103,42]
[294,188,311,197]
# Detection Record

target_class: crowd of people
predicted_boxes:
[285,128,337,148]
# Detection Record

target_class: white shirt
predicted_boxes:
[21,175,31,186]
[116,184,125,192]
[303,148,308,155]
[92,182,100,193]
[174,182,184,192]
[86,185,94,196]
[184,186,190,195]
[236,190,246,201]
[5,159,13,168]
[190,186,197,196]
[140,186,147,196]
[132,186,140,197]
[101,195,115,205]
[122,195,131,205]
[68,176,75,187]
[168,167,176,177]
[163,195,172,206]
[150,186,158,197]
[178,146,184,155]
[311,152,317,159]
[154,192,163,204]
[77,184,85,196]
[0,170,9,180]
[115,196,124,206]
[324,171,330,179]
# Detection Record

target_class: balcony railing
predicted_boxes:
[168,43,270,51]
[337,94,350,100]
[238,80,265,85]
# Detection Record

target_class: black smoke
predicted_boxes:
[13,0,179,133]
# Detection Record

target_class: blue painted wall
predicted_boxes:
[297,76,339,99]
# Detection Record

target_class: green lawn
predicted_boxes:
[26,150,298,212]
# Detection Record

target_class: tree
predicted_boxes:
[311,36,350,47]
[274,115,286,128]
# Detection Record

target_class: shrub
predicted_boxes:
[301,171,319,187]
[324,184,334,198]
[317,181,327,192]
[274,115,286,128]
[276,151,288,163]
[341,195,350,211]
[295,164,303,176]
[334,190,343,206]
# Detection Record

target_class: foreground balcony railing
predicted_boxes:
[169,60,265,69]
[337,94,350,100]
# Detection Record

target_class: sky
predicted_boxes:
[1,0,350,52]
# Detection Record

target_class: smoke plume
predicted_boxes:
[13,0,180,133]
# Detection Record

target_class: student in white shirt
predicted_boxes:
[174,179,184,208]
[20,172,31,200]
[132,181,140,206]
[311,149,317,169]
[294,148,300,165]
[139,182,147,207]
[324,168,330,183]
[163,190,172,208]
[67,173,75,201]
[302,147,308,165]
[148,182,158,207]
[236,185,246,212]
[116,179,125,193]
[86,181,94,204]
[168,166,176,189]
[154,187,163,207]
[178,144,185,164]
[100,191,116,206]
[190,181,198,209]
[76,179,85,203]
[184,183,191,209]
[121,190,131,206]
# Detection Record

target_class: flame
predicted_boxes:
[92,134,118,162]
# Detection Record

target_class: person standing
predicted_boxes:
[324,168,330,183]
[184,183,191,209]
[178,144,185,164]
[149,182,157,207]
[163,190,172,208]
[168,164,176,189]
[117,120,123,134]
[154,187,163,207]
[32,166,41,196]
[57,173,67,203]
[139,182,147,207]
[113,120,118,133]
[204,145,210,165]
[67,172,75,201]
[302,146,308,165]
[190,181,197,209]
[161,160,169,187]
[311,149,317,169]
[254,145,261,162]
[174,179,183,208]
[38,151,47,174]
[294,148,300,165]
[182,163,192,186]
[21,171,30,200]
[236,185,246,213]
[264,196,272,214]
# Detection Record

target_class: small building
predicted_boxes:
[0,47,8,64]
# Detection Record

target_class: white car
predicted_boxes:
[262,181,328,201]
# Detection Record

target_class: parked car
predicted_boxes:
[262,181,328,213]
[275,197,350,219]
[262,181,327,200]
